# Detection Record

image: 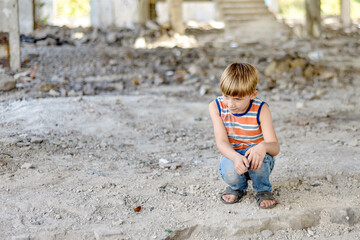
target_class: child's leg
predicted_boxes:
[219,156,248,191]
[247,154,274,192]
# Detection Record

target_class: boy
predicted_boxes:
[209,63,280,209]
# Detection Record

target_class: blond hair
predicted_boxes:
[220,63,258,97]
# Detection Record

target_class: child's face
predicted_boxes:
[222,92,257,114]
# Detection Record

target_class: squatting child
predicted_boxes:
[209,62,280,209]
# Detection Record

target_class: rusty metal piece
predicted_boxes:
[0,32,10,67]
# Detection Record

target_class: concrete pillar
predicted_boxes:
[305,0,321,38]
[341,0,351,27]
[90,0,115,28]
[168,0,184,34]
[269,0,278,14]
[19,0,34,34]
[0,0,21,71]
[138,0,150,24]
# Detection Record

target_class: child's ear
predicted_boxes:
[250,90,258,99]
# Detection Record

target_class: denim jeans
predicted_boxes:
[219,146,275,193]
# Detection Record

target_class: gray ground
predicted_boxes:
[0,22,360,239]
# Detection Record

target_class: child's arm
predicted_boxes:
[245,104,280,170]
[209,101,249,174]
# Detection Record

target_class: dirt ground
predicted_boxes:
[1,22,360,240]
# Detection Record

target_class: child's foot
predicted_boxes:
[256,191,276,209]
[220,187,245,204]
[222,194,237,203]
[259,199,276,208]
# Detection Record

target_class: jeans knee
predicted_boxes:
[223,172,239,186]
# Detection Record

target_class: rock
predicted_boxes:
[14,71,31,80]
[199,85,210,96]
[106,32,118,44]
[39,83,60,92]
[134,37,146,48]
[326,174,334,183]
[303,65,315,79]
[261,230,274,238]
[48,89,60,97]
[290,58,306,69]
[21,163,34,169]
[293,76,307,84]
[30,137,43,144]
[307,229,315,236]
[36,38,57,46]
[83,84,95,95]
[296,102,307,109]
[265,61,277,76]
[188,64,202,76]
[0,74,16,91]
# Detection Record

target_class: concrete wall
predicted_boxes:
[0,0,20,70]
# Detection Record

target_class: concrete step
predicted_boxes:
[219,0,265,3]
[224,14,274,22]
[222,8,270,15]
[220,4,268,9]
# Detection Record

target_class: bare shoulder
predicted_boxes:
[209,100,221,119]
[260,102,272,120]
[208,100,217,112]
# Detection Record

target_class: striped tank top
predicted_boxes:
[215,97,266,150]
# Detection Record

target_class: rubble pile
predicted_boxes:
[1,21,359,102]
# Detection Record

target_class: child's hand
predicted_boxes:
[245,143,266,170]
[234,156,249,175]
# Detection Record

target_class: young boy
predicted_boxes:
[209,63,280,209]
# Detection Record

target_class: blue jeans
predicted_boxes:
[219,146,275,193]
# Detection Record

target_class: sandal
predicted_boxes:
[256,191,276,209]
[220,187,245,204]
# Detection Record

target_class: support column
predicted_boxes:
[0,0,21,71]
[341,0,351,27]
[269,0,278,14]
[19,0,34,34]
[138,0,150,24]
[305,0,321,38]
[168,0,184,35]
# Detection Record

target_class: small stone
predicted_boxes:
[48,89,60,97]
[199,85,210,96]
[296,102,307,109]
[30,137,43,144]
[21,163,34,169]
[261,230,274,238]
[326,174,334,183]
[97,216,103,221]
[307,229,314,236]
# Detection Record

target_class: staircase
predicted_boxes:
[216,0,276,30]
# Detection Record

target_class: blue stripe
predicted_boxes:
[229,134,263,140]
[215,98,221,117]
[224,122,259,130]
[257,102,266,125]
[231,143,251,147]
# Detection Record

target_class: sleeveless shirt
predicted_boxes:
[215,97,266,150]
